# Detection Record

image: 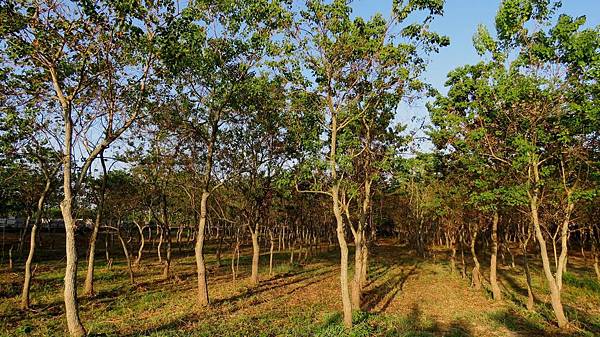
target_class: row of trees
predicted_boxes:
[1,0,598,335]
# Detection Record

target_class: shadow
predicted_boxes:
[489,309,577,337]
[362,264,418,312]
[211,265,335,307]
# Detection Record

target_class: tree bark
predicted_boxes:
[59,103,86,337]
[470,229,482,290]
[117,228,135,285]
[269,230,274,276]
[333,184,352,328]
[134,221,145,266]
[84,151,107,296]
[490,211,502,300]
[250,226,260,287]
[195,191,210,306]
[21,169,53,310]
[529,162,568,328]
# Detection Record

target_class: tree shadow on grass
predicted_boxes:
[488,308,586,337]
[210,265,336,307]
[315,304,474,337]
[362,264,418,312]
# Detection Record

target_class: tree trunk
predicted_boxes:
[470,229,482,290]
[105,234,113,270]
[195,191,209,306]
[594,251,600,282]
[530,173,568,328]
[18,214,31,256]
[523,248,535,311]
[351,231,363,310]
[21,173,52,310]
[84,151,107,296]
[21,223,37,310]
[269,231,275,276]
[83,214,100,296]
[333,184,352,328]
[134,221,145,266]
[157,227,163,263]
[61,203,86,337]
[250,227,260,287]
[490,211,502,300]
[162,227,171,279]
[117,229,135,285]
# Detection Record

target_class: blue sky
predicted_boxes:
[348,0,600,148]
[352,0,600,93]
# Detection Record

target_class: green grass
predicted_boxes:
[1,241,600,336]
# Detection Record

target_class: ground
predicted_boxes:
[0,236,599,336]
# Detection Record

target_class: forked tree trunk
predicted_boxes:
[529,164,568,328]
[490,211,502,300]
[332,184,352,328]
[195,191,209,306]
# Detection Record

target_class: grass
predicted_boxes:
[1,236,599,336]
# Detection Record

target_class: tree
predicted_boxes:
[157,0,291,306]
[430,0,600,327]
[294,0,448,327]
[1,1,162,334]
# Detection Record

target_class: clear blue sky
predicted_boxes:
[348,0,600,149]
[352,0,600,93]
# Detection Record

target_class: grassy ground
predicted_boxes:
[0,237,599,336]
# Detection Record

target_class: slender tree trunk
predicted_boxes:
[269,230,274,276]
[157,226,163,263]
[216,234,223,268]
[490,211,502,300]
[21,172,52,310]
[117,229,135,285]
[18,215,31,256]
[83,216,100,296]
[523,246,535,311]
[134,222,145,266]
[470,229,482,290]
[84,151,107,296]
[21,223,38,310]
[594,251,600,282]
[250,226,260,287]
[162,226,171,279]
[195,191,209,306]
[450,236,457,274]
